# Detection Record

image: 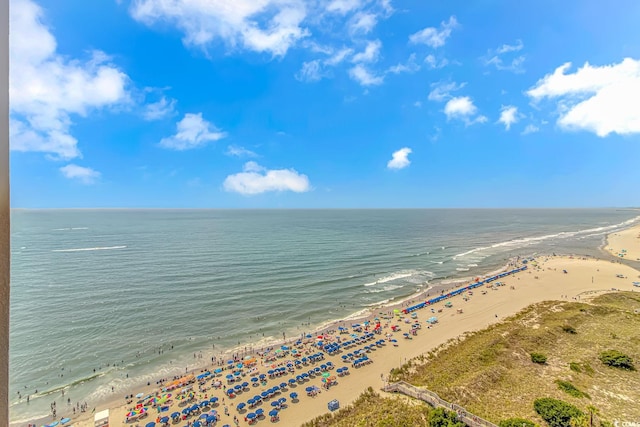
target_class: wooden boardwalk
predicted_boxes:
[382,381,498,427]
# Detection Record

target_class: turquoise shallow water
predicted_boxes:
[9,209,640,423]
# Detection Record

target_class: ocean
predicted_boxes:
[8,209,640,423]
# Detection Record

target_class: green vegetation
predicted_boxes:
[388,292,640,425]
[499,418,537,427]
[599,350,635,371]
[428,408,465,427]
[555,380,590,399]
[530,352,548,364]
[301,387,433,427]
[533,398,584,427]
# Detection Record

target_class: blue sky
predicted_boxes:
[9,0,640,208]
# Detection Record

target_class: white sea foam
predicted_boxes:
[363,270,433,287]
[467,263,478,267]
[452,215,640,260]
[366,284,404,294]
[52,245,127,252]
[53,227,89,231]
[456,267,470,272]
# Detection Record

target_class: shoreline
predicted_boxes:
[12,217,640,427]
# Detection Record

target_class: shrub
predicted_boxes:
[534,397,584,427]
[599,350,636,371]
[561,325,577,334]
[569,362,582,373]
[530,352,547,364]
[428,407,466,427]
[499,418,537,427]
[583,363,594,375]
[555,380,590,398]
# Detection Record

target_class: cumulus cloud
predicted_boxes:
[352,39,382,63]
[326,0,363,15]
[226,145,258,158]
[387,147,412,170]
[498,105,519,130]
[424,54,448,69]
[444,96,487,125]
[349,12,377,34]
[130,0,309,57]
[59,164,101,184]
[522,124,539,135]
[386,53,420,75]
[295,59,325,82]
[223,161,311,195]
[348,64,384,86]
[142,96,177,121]
[527,58,640,136]
[428,81,466,102]
[409,16,458,48]
[159,113,227,150]
[9,0,130,160]
[483,39,525,73]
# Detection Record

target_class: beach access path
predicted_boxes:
[62,254,640,427]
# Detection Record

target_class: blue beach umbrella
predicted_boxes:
[181,408,190,415]
[251,377,259,383]
[271,401,279,407]
[246,413,256,419]
[160,416,169,423]
[48,423,59,427]
[305,386,313,392]
[60,420,71,426]
[288,378,296,385]
[145,423,156,427]
[199,414,208,419]
[261,391,269,398]
[253,395,261,401]
[247,398,254,405]
[290,392,298,399]
[192,422,202,427]
[226,374,234,380]
[209,396,218,403]
[191,404,200,411]
[207,415,217,423]
[256,408,264,416]
[234,384,242,390]
[171,412,180,419]
[278,397,286,404]
[200,401,209,407]
[237,402,246,410]
[269,409,279,417]
[227,360,234,364]
[242,381,249,388]
[259,373,266,379]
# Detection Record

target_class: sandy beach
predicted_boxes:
[47,252,639,427]
[605,223,640,261]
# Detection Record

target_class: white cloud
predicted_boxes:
[352,39,382,63]
[130,0,309,57]
[409,16,458,48]
[325,47,353,66]
[498,105,519,130]
[59,164,101,184]
[424,54,448,69]
[428,81,466,102]
[444,96,487,124]
[159,113,227,150]
[295,59,325,82]
[349,12,377,34]
[522,124,539,135]
[348,64,384,86]
[527,58,640,137]
[386,53,419,74]
[226,145,258,158]
[9,0,130,160]
[483,40,525,73]
[142,96,177,121]
[326,0,363,15]
[223,161,311,195]
[387,147,412,170]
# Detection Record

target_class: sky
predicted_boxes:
[8,0,640,208]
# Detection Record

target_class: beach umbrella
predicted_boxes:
[191,404,200,411]
[192,422,202,427]
[237,402,246,410]
[214,368,222,374]
[256,408,264,416]
[246,413,256,420]
[290,392,298,399]
[322,372,330,378]
[207,415,217,423]
[261,391,269,398]
[234,384,242,391]
[48,422,59,427]
[251,377,259,383]
[253,395,262,401]
[271,401,279,407]
[269,409,279,417]
[209,396,218,403]
[259,373,266,379]
[247,398,255,405]
[160,416,169,423]
[181,408,190,415]
[145,423,156,427]
[60,419,71,425]
[288,378,296,385]
[136,392,144,398]
[279,382,287,388]
[305,386,313,392]
[171,412,180,419]
[226,374,234,380]
[242,381,249,388]
[227,360,234,364]
[199,414,209,419]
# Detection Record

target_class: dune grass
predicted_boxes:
[388,292,640,426]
